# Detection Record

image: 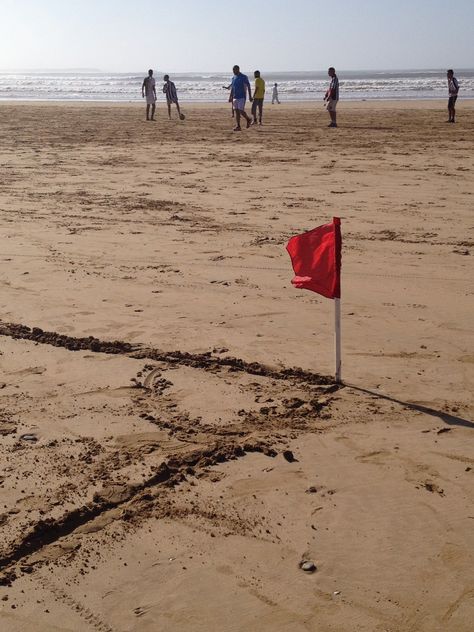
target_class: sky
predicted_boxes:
[0,0,473,73]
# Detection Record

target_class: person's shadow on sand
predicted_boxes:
[346,384,474,430]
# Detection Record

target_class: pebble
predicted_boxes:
[283,450,296,463]
[19,434,38,443]
[300,560,316,573]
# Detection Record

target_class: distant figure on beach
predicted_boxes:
[324,67,339,128]
[163,75,184,120]
[142,69,156,121]
[447,69,459,123]
[252,71,265,125]
[272,83,280,104]
[229,65,252,132]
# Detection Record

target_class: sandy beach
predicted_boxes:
[1,100,473,631]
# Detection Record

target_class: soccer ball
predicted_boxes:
[180,113,186,120]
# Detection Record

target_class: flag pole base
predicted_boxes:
[334,298,342,383]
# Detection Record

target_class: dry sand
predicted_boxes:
[0,100,473,631]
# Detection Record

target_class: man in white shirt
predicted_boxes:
[142,69,157,121]
[272,83,280,104]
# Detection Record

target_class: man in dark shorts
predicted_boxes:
[447,69,459,123]
[324,67,339,128]
[251,70,265,125]
[229,65,253,131]
[163,75,183,119]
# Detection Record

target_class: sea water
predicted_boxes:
[0,69,473,102]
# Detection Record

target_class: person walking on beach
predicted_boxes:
[272,83,280,104]
[447,69,459,123]
[229,65,252,131]
[163,75,183,120]
[324,67,339,128]
[142,69,157,121]
[251,70,265,125]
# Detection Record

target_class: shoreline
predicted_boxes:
[0,97,474,113]
[1,98,474,106]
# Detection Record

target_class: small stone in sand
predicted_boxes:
[283,450,297,463]
[19,434,38,443]
[300,561,316,573]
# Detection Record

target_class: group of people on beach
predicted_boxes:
[223,65,340,131]
[141,69,184,121]
[141,65,284,130]
[222,68,283,129]
[142,66,460,128]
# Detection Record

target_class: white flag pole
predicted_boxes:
[333,216,342,384]
[334,297,342,383]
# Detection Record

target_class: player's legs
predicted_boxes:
[251,99,257,123]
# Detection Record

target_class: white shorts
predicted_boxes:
[233,97,246,111]
[327,99,338,112]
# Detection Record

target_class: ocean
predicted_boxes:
[0,69,473,102]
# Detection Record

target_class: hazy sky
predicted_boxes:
[1,0,473,72]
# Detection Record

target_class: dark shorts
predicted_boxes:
[252,98,264,111]
[448,95,457,108]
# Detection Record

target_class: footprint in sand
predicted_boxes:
[418,480,444,496]
[355,450,392,465]
[9,366,46,376]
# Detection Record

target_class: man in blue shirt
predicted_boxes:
[229,65,253,131]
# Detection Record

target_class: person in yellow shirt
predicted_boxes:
[251,70,266,125]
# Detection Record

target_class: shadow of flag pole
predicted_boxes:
[286,217,342,384]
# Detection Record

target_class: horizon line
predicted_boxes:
[1,66,474,74]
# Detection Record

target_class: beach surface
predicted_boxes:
[1,100,473,631]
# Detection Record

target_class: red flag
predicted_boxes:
[286,217,341,299]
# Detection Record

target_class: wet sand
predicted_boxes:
[0,100,473,631]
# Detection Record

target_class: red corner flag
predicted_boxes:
[286,217,341,299]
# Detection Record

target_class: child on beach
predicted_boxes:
[272,83,280,104]
[163,75,184,120]
[251,71,265,125]
[447,69,459,123]
[222,83,235,118]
